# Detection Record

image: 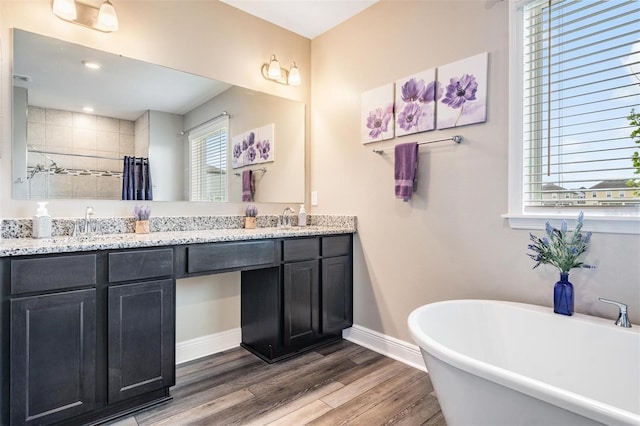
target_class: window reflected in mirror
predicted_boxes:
[189,115,229,202]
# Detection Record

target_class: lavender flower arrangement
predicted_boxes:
[133,205,151,221]
[527,212,594,274]
[245,205,258,217]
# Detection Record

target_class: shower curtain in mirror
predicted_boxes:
[122,156,153,200]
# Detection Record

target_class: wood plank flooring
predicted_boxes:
[108,340,446,426]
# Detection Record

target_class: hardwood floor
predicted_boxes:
[108,340,446,426]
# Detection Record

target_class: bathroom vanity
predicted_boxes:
[0,225,354,426]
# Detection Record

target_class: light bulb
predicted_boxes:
[98,0,119,32]
[288,62,300,86]
[267,55,281,80]
[53,0,77,20]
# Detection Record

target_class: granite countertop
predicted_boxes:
[0,225,356,257]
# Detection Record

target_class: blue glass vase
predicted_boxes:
[554,273,574,316]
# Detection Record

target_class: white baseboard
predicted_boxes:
[175,325,426,372]
[343,325,427,372]
[176,328,241,365]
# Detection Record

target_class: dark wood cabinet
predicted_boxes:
[283,259,320,349]
[107,279,175,403]
[2,233,352,424]
[3,249,174,426]
[322,255,353,334]
[9,289,96,426]
[242,235,353,362]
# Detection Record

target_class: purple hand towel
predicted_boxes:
[242,170,254,202]
[394,142,418,201]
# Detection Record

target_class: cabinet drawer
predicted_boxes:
[11,254,96,295]
[322,235,351,257]
[108,248,174,283]
[283,238,319,262]
[187,240,276,274]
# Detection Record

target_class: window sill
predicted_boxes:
[502,212,640,235]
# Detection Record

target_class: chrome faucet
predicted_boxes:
[599,298,632,328]
[279,207,295,228]
[83,206,95,234]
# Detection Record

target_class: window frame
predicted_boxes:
[188,116,229,202]
[505,0,640,235]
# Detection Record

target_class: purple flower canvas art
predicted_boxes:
[361,84,395,144]
[395,68,438,137]
[231,123,275,169]
[436,52,488,129]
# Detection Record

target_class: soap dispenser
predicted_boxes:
[32,201,52,239]
[298,204,307,227]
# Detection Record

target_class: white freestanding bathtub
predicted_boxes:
[408,300,640,426]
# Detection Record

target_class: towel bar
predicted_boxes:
[372,135,462,154]
[234,167,267,176]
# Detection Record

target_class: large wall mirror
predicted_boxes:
[12,29,305,203]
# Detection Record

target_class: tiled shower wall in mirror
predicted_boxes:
[26,106,137,199]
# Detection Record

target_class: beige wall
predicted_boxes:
[310,0,640,340]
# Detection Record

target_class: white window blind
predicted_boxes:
[522,0,640,208]
[189,116,229,202]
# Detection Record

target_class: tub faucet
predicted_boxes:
[599,298,631,328]
[279,207,295,228]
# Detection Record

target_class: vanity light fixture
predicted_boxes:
[52,0,119,33]
[261,54,301,86]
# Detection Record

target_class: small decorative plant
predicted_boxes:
[133,205,151,234]
[244,205,257,229]
[245,205,258,217]
[133,205,151,221]
[527,211,594,274]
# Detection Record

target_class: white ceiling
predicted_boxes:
[14,30,231,121]
[219,0,380,39]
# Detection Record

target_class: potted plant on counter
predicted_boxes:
[134,205,151,234]
[244,205,258,229]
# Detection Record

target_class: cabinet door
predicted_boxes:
[283,260,319,349]
[108,279,175,404]
[322,256,353,334]
[10,289,96,426]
